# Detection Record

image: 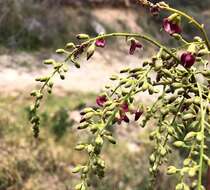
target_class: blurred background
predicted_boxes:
[0,0,210,190]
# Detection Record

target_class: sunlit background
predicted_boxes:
[0,0,210,190]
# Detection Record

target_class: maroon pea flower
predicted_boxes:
[129,39,142,55]
[96,95,107,107]
[181,52,196,68]
[95,38,106,48]
[134,110,143,121]
[119,113,130,123]
[120,102,129,112]
[162,18,181,35]
[122,114,130,123]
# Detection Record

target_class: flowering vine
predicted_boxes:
[30,1,210,189]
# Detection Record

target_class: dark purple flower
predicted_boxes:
[162,18,181,35]
[129,39,142,55]
[150,6,160,16]
[120,114,130,123]
[120,102,129,112]
[95,38,106,48]
[181,52,196,68]
[96,95,107,107]
[134,110,143,121]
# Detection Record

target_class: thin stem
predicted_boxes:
[197,83,206,190]
[78,33,180,63]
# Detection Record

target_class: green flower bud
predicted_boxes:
[80,108,94,115]
[194,36,202,42]
[202,70,210,77]
[172,33,182,40]
[198,49,210,56]
[36,92,43,100]
[143,61,149,67]
[82,166,89,174]
[183,158,191,166]
[31,116,40,124]
[56,49,65,54]
[59,73,65,80]
[173,141,185,148]
[84,112,94,120]
[154,59,163,71]
[149,153,155,163]
[105,135,116,144]
[65,42,75,49]
[78,122,89,130]
[76,34,90,40]
[87,43,95,60]
[97,158,105,168]
[120,67,130,73]
[53,62,63,69]
[167,166,177,175]
[187,43,197,54]
[86,144,94,153]
[172,83,183,89]
[176,183,184,190]
[182,113,195,121]
[124,81,132,88]
[75,144,86,151]
[44,59,55,65]
[75,183,82,190]
[160,147,167,156]
[184,132,197,141]
[110,75,118,80]
[120,79,128,85]
[95,135,103,146]
[90,125,98,133]
[47,81,53,88]
[72,165,82,173]
[142,81,149,91]
[168,13,181,23]
[188,167,197,177]
[196,132,203,141]
[35,76,50,82]
[30,90,37,97]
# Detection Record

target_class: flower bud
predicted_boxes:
[35,76,50,82]
[44,59,55,65]
[105,135,116,144]
[184,132,196,141]
[188,167,197,177]
[56,49,65,54]
[110,75,118,80]
[196,132,203,142]
[142,81,149,91]
[75,144,86,151]
[120,67,130,73]
[76,34,90,40]
[95,135,103,146]
[72,165,82,173]
[82,166,89,174]
[182,113,195,121]
[65,42,75,49]
[167,166,177,175]
[78,122,89,130]
[87,43,95,60]
[173,141,185,148]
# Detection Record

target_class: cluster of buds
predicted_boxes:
[30,1,210,189]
